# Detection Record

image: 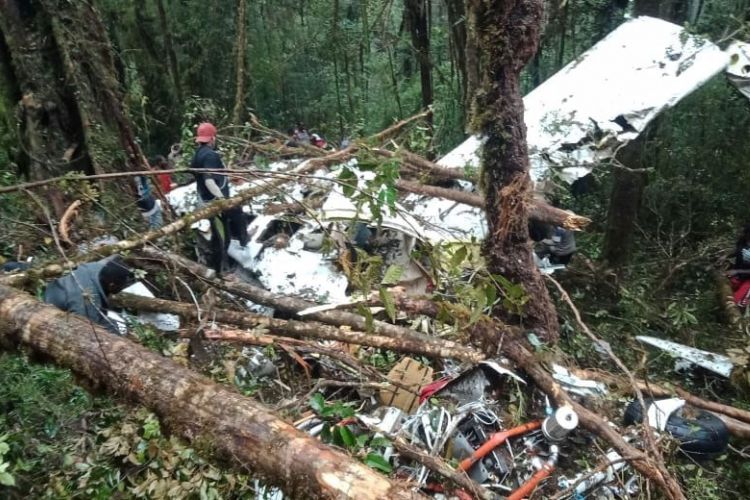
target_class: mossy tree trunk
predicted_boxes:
[231,0,248,125]
[405,0,433,125]
[0,0,148,197]
[468,0,559,342]
[0,1,85,214]
[602,136,648,268]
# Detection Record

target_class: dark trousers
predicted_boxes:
[208,214,230,273]
[206,207,249,273]
[225,206,249,247]
[550,252,573,265]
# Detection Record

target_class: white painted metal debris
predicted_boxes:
[725,41,750,100]
[438,16,730,184]
[636,335,733,377]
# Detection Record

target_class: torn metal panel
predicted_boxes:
[636,335,733,377]
[550,363,608,398]
[438,16,729,184]
[726,41,750,101]
[227,215,350,304]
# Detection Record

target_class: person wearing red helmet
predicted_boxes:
[190,122,249,273]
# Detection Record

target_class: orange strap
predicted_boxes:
[507,463,555,500]
[458,420,542,472]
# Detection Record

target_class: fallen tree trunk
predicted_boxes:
[138,248,483,360]
[0,284,422,499]
[111,293,484,362]
[715,414,750,440]
[395,179,591,230]
[570,367,750,426]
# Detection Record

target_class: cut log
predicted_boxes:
[0,284,422,499]
[111,293,484,362]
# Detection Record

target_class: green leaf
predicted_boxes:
[339,167,357,198]
[451,245,468,268]
[357,304,374,333]
[338,426,356,449]
[310,393,326,413]
[356,434,370,449]
[369,437,391,448]
[0,442,8,456]
[379,287,397,322]
[485,284,497,307]
[333,402,355,419]
[365,453,392,473]
[381,265,404,285]
[0,471,15,487]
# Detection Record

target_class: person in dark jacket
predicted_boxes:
[43,256,134,333]
[529,221,577,265]
[728,224,750,307]
[190,122,249,273]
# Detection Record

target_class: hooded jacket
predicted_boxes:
[43,257,118,332]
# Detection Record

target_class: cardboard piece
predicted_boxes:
[379,357,433,414]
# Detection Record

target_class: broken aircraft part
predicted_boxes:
[624,399,730,456]
[635,335,733,378]
[438,16,729,184]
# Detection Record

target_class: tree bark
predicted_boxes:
[444,0,467,107]
[468,0,559,342]
[0,1,86,215]
[464,0,479,114]
[0,285,422,499]
[39,0,149,175]
[231,0,248,124]
[404,0,433,126]
[602,139,648,268]
[111,293,484,362]
[0,0,151,222]
[155,0,182,104]
[395,178,591,230]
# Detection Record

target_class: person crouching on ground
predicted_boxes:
[190,122,249,273]
[44,255,134,333]
[529,221,577,265]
